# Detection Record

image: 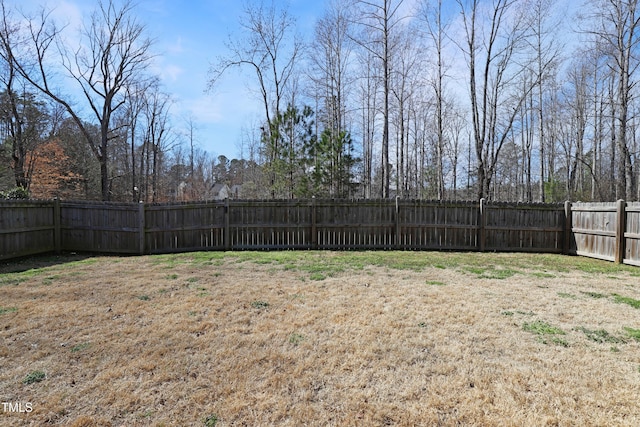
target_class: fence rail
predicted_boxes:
[0,198,637,265]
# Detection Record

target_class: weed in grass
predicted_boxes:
[166,274,178,280]
[204,414,219,427]
[289,333,305,346]
[611,346,620,353]
[418,322,428,328]
[531,272,556,279]
[463,265,518,279]
[516,310,536,316]
[558,292,577,299]
[138,295,150,301]
[0,306,17,315]
[23,370,45,385]
[71,342,91,353]
[576,327,623,344]
[501,311,514,316]
[523,320,567,346]
[251,301,269,309]
[581,291,606,299]
[623,327,640,341]
[612,294,640,309]
[426,280,446,286]
[42,275,60,285]
[523,320,565,335]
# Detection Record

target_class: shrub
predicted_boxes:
[0,186,29,200]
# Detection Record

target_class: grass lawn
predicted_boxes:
[1,251,640,426]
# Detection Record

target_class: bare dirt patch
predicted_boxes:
[1,252,640,426]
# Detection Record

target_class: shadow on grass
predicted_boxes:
[0,252,98,274]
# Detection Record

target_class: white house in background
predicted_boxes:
[211,183,230,200]
[230,184,242,199]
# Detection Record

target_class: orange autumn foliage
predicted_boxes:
[29,139,86,200]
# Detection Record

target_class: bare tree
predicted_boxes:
[2,0,154,201]
[457,0,534,200]
[420,0,452,200]
[208,0,301,197]
[353,0,406,198]
[583,0,640,200]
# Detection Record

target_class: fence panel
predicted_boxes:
[0,200,55,260]
[625,202,640,266]
[571,202,618,262]
[228,200,312,250]
[484,203,565,253]
[315,199,395,249]
[60,201,140,254]
[145,202,226,253]
[397,200,478,250]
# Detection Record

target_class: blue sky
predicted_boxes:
[140,0,327,159]
[18,0,327,159]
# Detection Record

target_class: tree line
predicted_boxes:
[1,0,639,202]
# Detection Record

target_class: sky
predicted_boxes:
[15,0,577,161]
[16,0,328,159]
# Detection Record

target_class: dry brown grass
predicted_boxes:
[1,251,640,426]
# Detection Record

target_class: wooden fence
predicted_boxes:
[1,198,637,266]
[571,201,640,266]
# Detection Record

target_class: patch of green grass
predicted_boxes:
[22,370,46,385]
[581,291,606,299]
[71,342,91,353]
[0,306,17,315]
[516,310,536,316]
[531,272,556,279]
[166,274,178,280]
[251,300,269,309]
[0,267,44,286]
[42,275,61,285]
[558,292,577,299]
[309,272,326,281]
[576,327,623,344]
[186,277,200,283]
[612,294,640,309]
[204,414,219,427]
[523,320,567,346]
[289,333,305,346]
[426,280,446,286]
[501,311,514,316]
[138,295,150,301]
[462,265,518,279]
[623,327,640,341]
[523,320,565,336]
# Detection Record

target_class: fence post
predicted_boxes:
[479,198,486,252]
[138,202,145,255]
[563,200,572,255]
[53,198,61,254]
[615,199,626,264]
[395,196,401,250]
[224,198,231,251]
[311,196,317,250]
